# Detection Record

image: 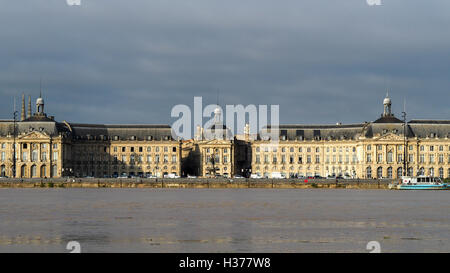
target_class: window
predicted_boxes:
[52,144,58,149]
[408,167,413,176]
[387,151,393,163]
[223,156,228,163]
[31,150,38,162]
[377,154,383,163]
[52,152,58,161]
[31,165,37,177]
[420,145,424,151]
[377,145,382,151]
[256,155,260,163]
[316,148,320,153]
[377,167,383,179]
[130,147,135,152]
[429,155,435,164]
[122,147,126,152]
[367,145,371,151]
[419,154,425,163]
[409,154,414,163]
[273,156,277,164]
[439,154,444,164]
[173,147,177,152]
[22,152,28,161]
[439,168,444,178]
[163,155,168,163]
[315,155,320,163]
[164,147,168,153]
[147,155,152,163]
[397,154,403,163]
[41,152,47,161]
[139,147,143,153]
[52,165,57,177]
[367,154,372,163]
[307,155,311,163]
[429,168,434,176]
[366,167,372,178]
[387,167,393,179]
[172,155,177,163]
[397,167,403,178]
[114,147,118,152]
[429,146,434,152]
[147,147,151,152]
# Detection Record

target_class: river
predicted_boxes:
[0,188,448,252]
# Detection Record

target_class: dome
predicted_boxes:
[36,97,44,105]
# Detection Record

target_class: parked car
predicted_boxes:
[164,173,180,178]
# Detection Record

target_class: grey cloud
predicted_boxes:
[0,0,449,125]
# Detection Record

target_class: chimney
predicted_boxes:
[21,93,26,121]
[27,95,32,118]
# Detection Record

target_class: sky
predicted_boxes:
[0,0,449,126]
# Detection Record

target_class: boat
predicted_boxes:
[389,176,448,190]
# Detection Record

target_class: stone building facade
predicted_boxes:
[250,96,450,179]
[0,95,181,178]
[1,94,449,179]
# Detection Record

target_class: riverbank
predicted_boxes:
[0,178,394,189]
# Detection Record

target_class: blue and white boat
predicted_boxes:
[389,176,448,190]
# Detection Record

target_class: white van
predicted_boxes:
[271,172,286,179]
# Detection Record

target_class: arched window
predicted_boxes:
[21,165,26,178]
[387,167,393,178]
[31,165,37,178]
[419,167,425,176]
[377,167,383,179]
[407,167,413,176]
[397,167,403,178]
[41,165,47,178]
[52,165,58,178]
[429,167,434,177]
[366,167,372,178]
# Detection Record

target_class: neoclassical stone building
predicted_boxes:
[1,93,449,179]
[0,95,181,178]
[250,96,450,179]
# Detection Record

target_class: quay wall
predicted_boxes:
[0,178,394,189]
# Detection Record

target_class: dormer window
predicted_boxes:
[147,136,153,141]
[114,136,119,141]
[130,136,137,141]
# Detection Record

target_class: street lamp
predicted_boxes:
[12,110,18,178]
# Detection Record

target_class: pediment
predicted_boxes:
[374,133,403,141]
[18,131,50,140]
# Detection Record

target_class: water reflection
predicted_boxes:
[0,188,449,252]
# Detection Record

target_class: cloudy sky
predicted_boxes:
[0,0,449,127]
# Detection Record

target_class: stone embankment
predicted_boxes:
[0,178,394,189]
